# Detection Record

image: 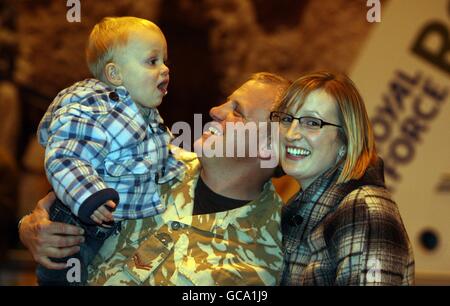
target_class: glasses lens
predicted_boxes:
[280,113,293,125]
[300,117,322,129]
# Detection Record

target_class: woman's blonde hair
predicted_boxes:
[277,71,377,184]
[85,16,162,81]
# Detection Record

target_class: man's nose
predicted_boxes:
[209,104,229,122]
[285,120,303,141]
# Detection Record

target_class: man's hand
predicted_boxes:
[18,192,85,270]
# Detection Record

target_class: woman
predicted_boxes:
[271,71,414,285]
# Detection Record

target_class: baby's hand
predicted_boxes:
[90,200,116,225]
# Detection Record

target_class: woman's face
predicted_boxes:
[279,89,344,189]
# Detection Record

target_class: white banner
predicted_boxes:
[350,0,449,280]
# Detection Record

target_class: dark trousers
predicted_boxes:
[36,199,120,286]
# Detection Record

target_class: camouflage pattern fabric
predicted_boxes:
[88,148,283,286]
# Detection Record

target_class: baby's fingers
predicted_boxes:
[97,205,114,222]
[105,200,116,211]
[90,213,103,225]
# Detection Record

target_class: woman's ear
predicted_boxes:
[337,146,346,161]
[104,63,123,86]
[334,145,346,166]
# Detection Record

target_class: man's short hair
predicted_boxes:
[247,72,292,107]
[85,16,162,81]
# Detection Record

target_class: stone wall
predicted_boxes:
[14,0,162,98]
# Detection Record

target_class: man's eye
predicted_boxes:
[232,103,243,117]
[233,110,242,117]
[147,58,157,65]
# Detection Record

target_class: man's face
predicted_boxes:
[195,80,279,159]
[115,27,170,108]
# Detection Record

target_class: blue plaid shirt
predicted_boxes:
[38,79,185,224]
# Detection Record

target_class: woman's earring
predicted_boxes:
[338,147,346,158]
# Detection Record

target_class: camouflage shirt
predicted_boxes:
[88,149,283,286]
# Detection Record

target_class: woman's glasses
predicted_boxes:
[270,111,342,130]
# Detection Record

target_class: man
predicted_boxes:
[19,72,291,285]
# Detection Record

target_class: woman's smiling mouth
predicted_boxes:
[286,146,311,160]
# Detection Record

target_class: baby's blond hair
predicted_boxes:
[85,16,162,81]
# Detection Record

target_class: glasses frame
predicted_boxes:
[270,111,342,129]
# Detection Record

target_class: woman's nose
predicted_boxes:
[284,121,303,141]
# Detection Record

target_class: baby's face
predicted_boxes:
[114,28,169,108]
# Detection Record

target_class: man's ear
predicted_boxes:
[258,135,280,169]
[104,62,123,86]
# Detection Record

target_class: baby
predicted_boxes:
[36,16,184,285]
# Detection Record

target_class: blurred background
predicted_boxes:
[0,0,448,285]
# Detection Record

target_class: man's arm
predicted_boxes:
[18,192,85,270]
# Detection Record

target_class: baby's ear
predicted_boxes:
[104,62,123,86]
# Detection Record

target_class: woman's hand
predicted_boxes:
[18,192,85,269]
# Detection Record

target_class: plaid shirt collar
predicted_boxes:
[82,79,185,185]
[77,79,165,126]
[109,80,184,185]
[112,83,165,126]
[282,158,386,239]
[108,80,183,185]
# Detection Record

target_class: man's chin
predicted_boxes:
[193,138,204,156]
